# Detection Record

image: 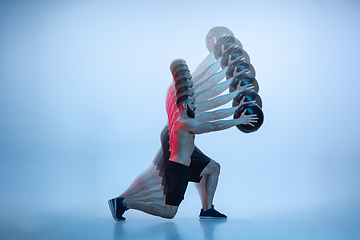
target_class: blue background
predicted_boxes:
[0,0,359,231]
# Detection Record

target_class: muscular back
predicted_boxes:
[168,119,195,166]
[166,83,195,166]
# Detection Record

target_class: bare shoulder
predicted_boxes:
[178,118,199,130]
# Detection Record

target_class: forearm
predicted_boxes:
[212,118,245,131]
[194,67,226,93]
[192,60,221,85]
[192,53,216,79]
[195,117,245,134]
[195,76,232,102]
[196,90,238,112]
[195,106,238,122]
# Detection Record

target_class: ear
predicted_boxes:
[181,102,187,110]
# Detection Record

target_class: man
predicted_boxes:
[162,62,252,218]
[108,59,256,220]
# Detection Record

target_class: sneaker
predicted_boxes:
[199,205,227,219]
[108,197,128,221]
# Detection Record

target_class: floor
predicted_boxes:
[1,212,359,240]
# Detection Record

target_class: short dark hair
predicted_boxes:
[176,95,189,107]
[176,86,194,98]
[176,95,195,108]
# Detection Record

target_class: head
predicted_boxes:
[176,86,194,98]
[176,96,196,118]
[205,26,234,52]
[175,78,193,89]
[170,59,189,79]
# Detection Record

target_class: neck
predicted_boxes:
[179,109,189,120]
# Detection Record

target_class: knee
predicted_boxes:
[162,206,178,219]
[211,160,220,173]
[163,212,176,219]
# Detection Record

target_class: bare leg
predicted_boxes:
[119,165,163,198]
[120,148,164,198]
[124,180,164,199]
[123,199,178,219]
[195,160,220,210]
[195,177,207,209]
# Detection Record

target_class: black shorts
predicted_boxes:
[164,161,189,206]
[160,126,211,182]
[160,126,212,206]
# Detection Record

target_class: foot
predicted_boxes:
[108,197,128,221]
[199,205,227,219]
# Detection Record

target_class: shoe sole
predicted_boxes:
[108,199,125,221]
[199,216,227,219]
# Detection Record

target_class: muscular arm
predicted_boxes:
[194,75,231,102]
[183,113,256,134]
[193,67,226,93]
[191,53,216,79]
[194,69,251,102]
[195,106,238,122]
[192,43,241,84]
[192,60,221,85]
[195,90,239,112]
